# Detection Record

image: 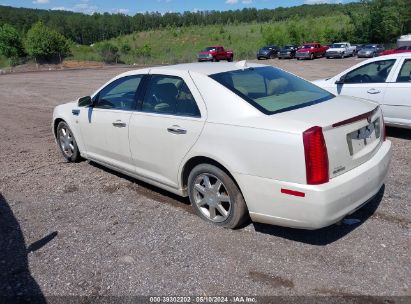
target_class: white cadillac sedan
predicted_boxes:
[313,53,411,129]
[52,62,392,229]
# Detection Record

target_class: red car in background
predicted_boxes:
[197,46,234,62]
[380,45,411,56]
[295,43,328,60]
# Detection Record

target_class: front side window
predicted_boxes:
[141,75,201,117]
[95,76,142,110]
[397,60,411,83]
[210,66,334,115]
[344,60,395,84]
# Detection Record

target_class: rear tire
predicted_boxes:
[228,57,233,62]
[188,164,249,229]
[56,121,81,163]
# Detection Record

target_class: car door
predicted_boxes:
[381,58,411,126]
[128,70,206,189]
[79,75,144,173]
[336,59,397,104]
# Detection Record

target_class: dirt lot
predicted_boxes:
[0,57,410,298]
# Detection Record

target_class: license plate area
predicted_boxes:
[347,118,381,156]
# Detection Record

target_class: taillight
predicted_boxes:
[303,126,329,185]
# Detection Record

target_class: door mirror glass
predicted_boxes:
[78,96,92,107]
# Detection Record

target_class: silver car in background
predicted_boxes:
[357,44,385,58]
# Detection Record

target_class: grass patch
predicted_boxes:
[0,56,10,68]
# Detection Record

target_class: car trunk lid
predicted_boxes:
[272,96,384,180]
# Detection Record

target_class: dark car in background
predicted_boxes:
[278,45,299,59]
[257,45,280,60]
[352,44,365,55]
[357,44,385,58]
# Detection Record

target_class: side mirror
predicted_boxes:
[335,76,345,85]
[78,96,93,107]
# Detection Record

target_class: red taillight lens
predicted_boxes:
[303,126,329,185]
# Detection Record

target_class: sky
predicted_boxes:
[2,0,353,15]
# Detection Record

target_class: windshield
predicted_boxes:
[302,44,315,49]
[210,67,334,115]
[364,45,377,49]
[203,47,216,52]
[331,43,345,48]
[283,45,294,50]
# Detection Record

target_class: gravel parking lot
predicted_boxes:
[0,57,410,298]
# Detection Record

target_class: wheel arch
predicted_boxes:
[181,156,242,195]
[53,117,66,139]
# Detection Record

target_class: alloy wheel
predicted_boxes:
[59,126,75,158]
[192,173,232,222]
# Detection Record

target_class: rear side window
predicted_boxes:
[344,60,395,84]
[397,60,411,82]
[141,75,201,117]
[210,66,334,115]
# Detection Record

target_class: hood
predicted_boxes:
[359,48,375,52]
[297,48,313,52]
[327,47,344,52]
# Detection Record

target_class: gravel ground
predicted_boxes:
[0,57,410,299]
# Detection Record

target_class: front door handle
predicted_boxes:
[367,88,381,94]
[112,121,127,128]
[167,125,187,135]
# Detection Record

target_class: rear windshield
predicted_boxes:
[210,67,334,115]
[331,43,346,48]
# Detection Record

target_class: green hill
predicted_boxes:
[70,14,354,65]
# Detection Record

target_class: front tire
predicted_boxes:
[56,121,81,162]
[188,164,248,229]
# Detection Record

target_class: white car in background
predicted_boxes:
[313,54,411,129]
[52,62,391,230]
[325,42,356,59]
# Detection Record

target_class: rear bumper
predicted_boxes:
[235,140,392,229]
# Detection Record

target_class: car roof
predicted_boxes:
[127,62,269,76]
[375,53,411,59]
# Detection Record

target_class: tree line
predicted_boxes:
[0,2,367,45]
[0,0,410,66]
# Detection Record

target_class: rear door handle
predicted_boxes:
[367,88,381,94]
[167,125,187,135]
[72,109,80,116]
[112,121,127,128]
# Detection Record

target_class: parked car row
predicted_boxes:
[197,42,411,63]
